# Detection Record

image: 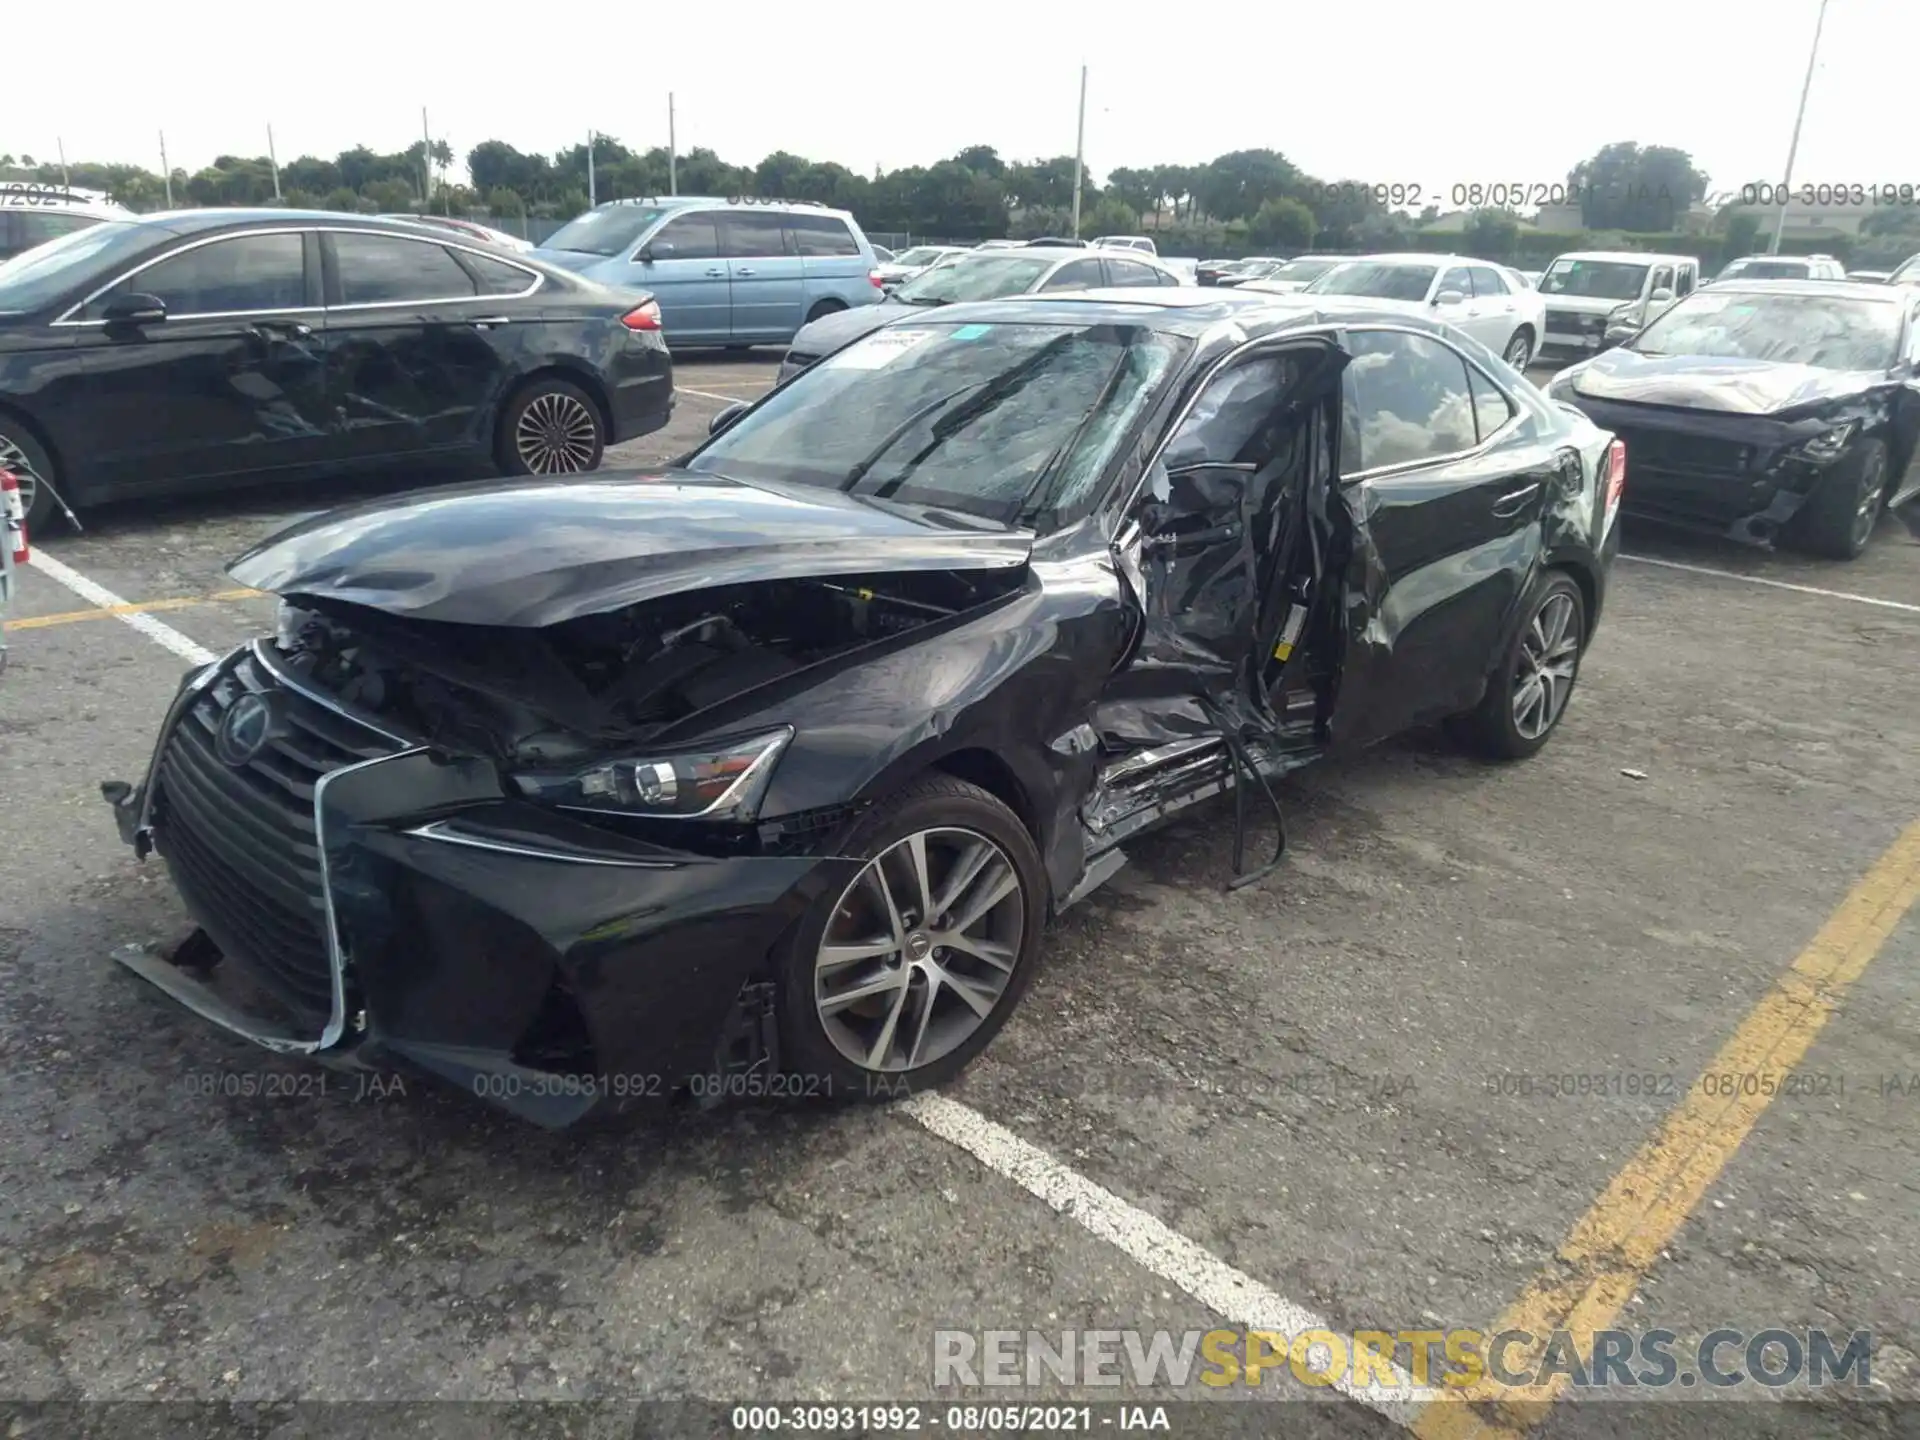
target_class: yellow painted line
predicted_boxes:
[1412,818,1920,1440]
[9,587,262,631]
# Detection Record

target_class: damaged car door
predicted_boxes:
[1087,337,1347,865]
[1325,326,1558,747]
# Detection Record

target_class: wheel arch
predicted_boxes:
[0,399,68,488]
[500,361,614,443]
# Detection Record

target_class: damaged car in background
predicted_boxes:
[1550,280,1920,559]
[104,289,1622,1128]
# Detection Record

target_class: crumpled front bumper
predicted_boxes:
[105,642,854,1127]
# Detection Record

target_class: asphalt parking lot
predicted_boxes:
[3,349,1919,1437]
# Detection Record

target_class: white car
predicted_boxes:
[1092,235,1158,256]
[1300,252,1548,370]
[873,244,969,287]
[0,183,134,261]
[1535,250,1700,361]
[378,213,535,253]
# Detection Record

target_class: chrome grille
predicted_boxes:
[152,648,398,1021]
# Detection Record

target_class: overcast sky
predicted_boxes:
[10,0,1913,201]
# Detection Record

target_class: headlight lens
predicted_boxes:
[1792,421,1859,464]
[510,727,793,822]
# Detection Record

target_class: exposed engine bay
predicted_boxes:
[275,568,1025,768]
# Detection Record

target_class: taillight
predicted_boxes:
[1601,437,1626,529]
[621,299,662,331]
[868,269,885,289]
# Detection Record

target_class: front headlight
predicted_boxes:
[1791,421,1859,464]
[510,727,793,822]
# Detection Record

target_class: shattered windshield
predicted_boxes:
[688,321,1183,527]
[1540,259,1650,300]
[1630,291,1900,371]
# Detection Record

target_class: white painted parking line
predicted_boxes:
[676,385,762,404]
[904,1092,1429,1422]
[1620,553,1920,615]
[36,545,1404,1427]
[27,551,218,665]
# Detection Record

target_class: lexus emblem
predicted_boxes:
[215,692,277,767]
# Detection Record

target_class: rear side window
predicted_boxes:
[787,213,860,257]
[1466,366,1515,440]
[721,212,791,259]
[1438,266,1471,299]
[649,214,720,261]
[459,250,536,297]
[1041,258,1106,291]
[1649,265,1674,295]
[1467,266,1509,297]
[100,232,306,316]
[333,233,477,305]
[0,209,101,260]
[1676,264,1695,296]
[1104,258,1161,287]
[1341,329,1478,473]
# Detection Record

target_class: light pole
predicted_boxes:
[1075,64,1090,238]
[1768,0,1831,255]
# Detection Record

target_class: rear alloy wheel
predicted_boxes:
[778,777,1046,1096]
[1787,437,1887,561]
[0,422,57,532]
[498,378,605,476]
[1503,329,1534,371]
[1459,570,1586,760]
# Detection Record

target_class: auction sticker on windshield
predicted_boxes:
[828,328,936,369]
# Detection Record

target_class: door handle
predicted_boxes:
[249,319,313,340]
[1491,482,1542,518]
[469,315,512,330]
[735,267,756,277]
[704,267,726,278]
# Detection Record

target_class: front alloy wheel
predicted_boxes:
[1503,330,1534,371]
[815,827,1024,1074]
[776,776,1047,1096]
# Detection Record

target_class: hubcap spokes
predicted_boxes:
[815,827,1024,1074]
[515,394,598,474]
[0,434,36,516]
[1512,592,1579,740]
[1506,337,1531,369]
[1853,454,1886,544]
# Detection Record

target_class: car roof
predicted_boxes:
[907,287,1475,341]
[1699,278,1905,303]
[59,208,544,242]
[585,194,859,221]
[1549,250,1693,263]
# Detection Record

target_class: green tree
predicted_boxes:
[1248,196,1315,251]
[1086,195,1139,238]
[754,150,812,198]
[1197,150,1300,224]
[1462,208,1522,260]
[952,145,1005,178]
[1004,157,1078,211]
[1568,142,1708,231]
[1719,211,1763,265]
[1103,167,1156,226]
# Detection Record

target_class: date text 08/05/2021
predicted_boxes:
[729,1405,1170,1434]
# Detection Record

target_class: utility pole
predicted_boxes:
[267,124,281,200]
[56,138,69,189]
[1769,0,1830,255]
[668,94,678,196]
[587,130,597,207]
[1075,64,1090,240]
[159,131,173,208]
[421,107,433,209]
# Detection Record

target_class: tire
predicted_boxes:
[0,417,59,533]
[1786,437,1887,561]
[1458,569,1586,761]
[775,776,1048,1100]
[1502,328,1535,371]
[494,376,605,476]
[805,298,847,325]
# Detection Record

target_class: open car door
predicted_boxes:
[1087,336,1348,883]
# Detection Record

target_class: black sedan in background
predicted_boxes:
[105,289,1620,1126]
[1549,280,1920,558]
[0,210,674,529]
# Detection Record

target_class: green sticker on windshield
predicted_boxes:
[948,324,992,341]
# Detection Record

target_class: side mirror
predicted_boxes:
[1433,289,1465,307]
[634,245,655,264]
[1649,287,1674,304]
[708,401,748,436]
[102,292,166,327]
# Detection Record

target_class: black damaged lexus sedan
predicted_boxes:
[1549,280,1920,559]
[0,209,674,531]
[104,289,1621,1127]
